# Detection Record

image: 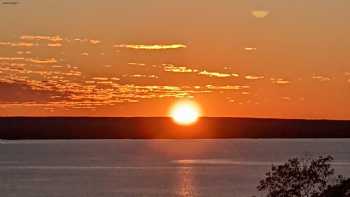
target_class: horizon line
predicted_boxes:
[0,116,349,121]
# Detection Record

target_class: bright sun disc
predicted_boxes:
[170,101,200,125]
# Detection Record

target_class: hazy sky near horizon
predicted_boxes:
[0,0,350,119]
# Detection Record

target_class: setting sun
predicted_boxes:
[170,101,201,125]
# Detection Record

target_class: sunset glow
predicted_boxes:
[1,1,350,119]
[1,1,350,196]
[170,101,200,125]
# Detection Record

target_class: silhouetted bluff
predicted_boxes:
[0,117,350,139]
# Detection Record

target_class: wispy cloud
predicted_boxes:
[344,72,350,83]
[163,64,197,73]
[0,55,206,105]
[26,58,58,64]
[244,47,257,51]
[92,77,109,81]
[123,74,159,79]
[281,96,292,101]
[113,44,187,50]
[206,85,249,90]
[270,78,291,85]
[245,75,265,80]
[72,38,101,44]
[199,70,238,78]
[20,35,63,42]
[2,1,20,5]
[48,43,62,47]
[251,10,270,18]
[16,51,31,55]
[110,77,120,81]
[0,42,35,47]
[0,57,25,61]
[0,57,58,64]
[312,75,331,82]
[89,40,101,44]
[128,62,146,66]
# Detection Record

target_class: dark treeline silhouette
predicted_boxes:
[1,117,350,139]
[254,155,350,197]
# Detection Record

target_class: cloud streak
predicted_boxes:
[244,47,257,51]
[270,78,291,85]
[0,42,35,47]
[251,10,270,18]
[20,35,63,42]
[114,44,187,50]
[163,64,197,73]
[199,70,238,78]
[206,85,249,90]
[312,75,331,82]
[26,58,58,64]
[245,75,265,80]
[48,43,62,47]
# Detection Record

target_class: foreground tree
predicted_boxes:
[257,155,336,197]
[319,177,350,197]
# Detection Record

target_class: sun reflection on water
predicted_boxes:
[176,167,197,197]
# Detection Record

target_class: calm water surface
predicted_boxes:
[1,139,350,197]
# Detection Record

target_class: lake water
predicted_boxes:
[1,139,350,197]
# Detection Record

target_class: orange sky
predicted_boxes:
[0,1,350,119]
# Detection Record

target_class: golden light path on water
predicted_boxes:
[176,167,196,197]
